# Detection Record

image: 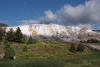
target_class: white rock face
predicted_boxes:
[6,24,100,42]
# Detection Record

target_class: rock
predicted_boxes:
[6,24,100,42]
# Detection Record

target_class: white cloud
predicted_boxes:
[18,0,100,29]
[39,10,58,24]
[57,0,100,28]
[17,20,40,25]
[0,20,8,23]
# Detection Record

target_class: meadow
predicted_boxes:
[0,40,100,67]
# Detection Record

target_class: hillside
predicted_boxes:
[6,24,100,42]
[0,40,100,67]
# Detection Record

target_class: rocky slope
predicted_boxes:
[6,24,100,42]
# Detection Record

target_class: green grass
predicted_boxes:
[0,40,100,67]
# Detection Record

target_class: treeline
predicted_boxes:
[0,22,36,44]
[6,27,25,43]
[80,39,100,43]
[6,27,36,44]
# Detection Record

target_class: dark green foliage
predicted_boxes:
[0,31,4,41]
[4,42,10,50]
[6,27,25,43]
[33,39,37,44]
[70,44,76,53]
[87,39,91,43]
[27,36,33,44]
[23,46,27,52]
[0,23,8,41]
[0,28,4,41]
[4,47,15,59]
[6,28,14,42]
[4,41,15,59]
[14,27,23,43]
[25,59,64,67]
[80,40,86,43]
[86,39,100,43]
[77,44,85,52]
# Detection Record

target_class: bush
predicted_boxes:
[23,46,27,52]
[4,47,15,59]
[27,36,33,44]
[33,39,37,44]
[4,42,15,59]
[4,42,10,50]
[77,44,85,52]
[70,44,77,53]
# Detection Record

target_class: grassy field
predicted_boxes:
[0,40,100,67]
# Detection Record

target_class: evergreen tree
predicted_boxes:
[70,44,76,53]
[27,36,33,44]
[14,27,23,43]
[4,42,15,59]
[0,27,5,41]
[77,44,85,52]
[4,47,15,59]
[0,30,4,41]
[4,42,10,50]
[6,28,14,42]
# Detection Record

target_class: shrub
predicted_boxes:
[4,42,10,49]
[4,47,15,59]
[23,46,27,52]
[4,42,15,60]
[77,44,85,52]
[70,44,77,53]
[27,36,33,44]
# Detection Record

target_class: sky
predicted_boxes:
[0,0,100,30]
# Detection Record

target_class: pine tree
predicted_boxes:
[0,30,4,41]
[0,23,8,41]
[14,27,23,43]
[4,42,15,59]
[70,44,77,53]
[27,36,33,44]
[0,27,5,41]
[6,28,14,42]
[77,44,85,52]
[4,47,15,59]
[4,42,10,49]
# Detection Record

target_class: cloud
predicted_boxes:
[0,20,8,23]
[38,0,100,29]
[18,0,100,29]
[39,10,58,24]
[57,0,100,27]
[17,20,40,25]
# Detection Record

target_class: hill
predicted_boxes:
[6,24,100,42]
